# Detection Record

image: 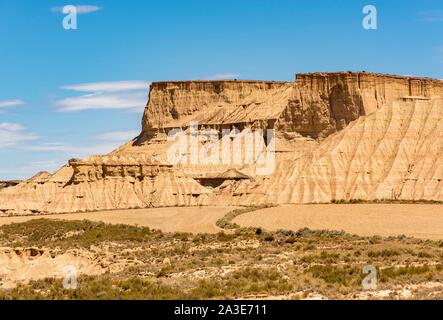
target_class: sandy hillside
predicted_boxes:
[234,204,443,240]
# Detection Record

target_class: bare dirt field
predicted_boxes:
[234,204,443,240]
[0,206,236,234]
[1,204,442,240]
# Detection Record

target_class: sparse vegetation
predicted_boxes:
[1,219,443,299]
[330,199,443,205]
[367,249,400,258]
[307,265,363,287]
[0,219,156,249]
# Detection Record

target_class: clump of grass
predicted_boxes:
[379,265,432,283]
[331,199,364,204]
[216,231,236,242]
[295,227,351,239]
[306,265,363,287]
[416,251,433,258]
[367,249,400,258]
[300,251,340,264]
[223,267,292,297]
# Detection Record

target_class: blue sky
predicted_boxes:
[0,0,442,179]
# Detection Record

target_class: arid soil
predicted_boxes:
[234,204,443,240]
[0,206,235,234]
[0,204,441,240]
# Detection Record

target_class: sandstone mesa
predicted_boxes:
[1,72,442,215]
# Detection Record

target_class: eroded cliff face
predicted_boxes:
[138,80,292,143]
[140,73,443,142]
[1,72,442,215]
[219,97,443,204]
[276,72,443,139]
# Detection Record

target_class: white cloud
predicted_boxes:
[23,159,67,174]
[22,142,72,153]
[96,130,139,141]
[56,92,147,112]
[0,122,39,148]
[0,158,68,180]
[204,73,240,80]
[419,11,443,22]
[21,142,123,158]
[56,80,150,112]
[0,123,25,131]
[0,99,25,108]
[51,5,102,14]
[62,81,150,92]
[3,138,130,179]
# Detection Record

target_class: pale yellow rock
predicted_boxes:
[1,72,442,215]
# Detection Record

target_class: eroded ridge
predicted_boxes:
[1,72,442,215]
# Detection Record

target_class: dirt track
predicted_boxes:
[233,204,443,240]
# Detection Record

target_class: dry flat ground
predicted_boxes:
[0,206,236,234]
[234,204,443,240]
[0,204,442,240]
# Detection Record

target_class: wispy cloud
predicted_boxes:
[62,81,150,92]
[51,5,102,14]
[418,11,443,22]
[0,158,70,179]
[204,73,240,80]
[0,99,25,108]
[56,92,147,112]
[21,129,138,155]
[55,80,150,112]
[0,123,137,178]
[21,142,122,157]
[96,130,139,141]
[0,122,38,148]
[0,123,25,131]
[2,135,133,178]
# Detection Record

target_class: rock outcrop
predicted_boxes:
[1,72,442,215]
[0,180,21,190]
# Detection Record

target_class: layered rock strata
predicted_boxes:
[1,72,442,215]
